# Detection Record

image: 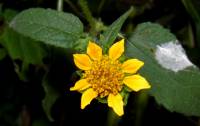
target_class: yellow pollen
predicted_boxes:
[83,55,124,97]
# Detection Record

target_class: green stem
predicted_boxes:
[78,0,96,32]
[134,91,149,126]
[97,0,106,14]
[106,109,120,126]
[57,0,63,11]
[64,0,80,16]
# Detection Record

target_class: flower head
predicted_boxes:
[71,39,150,116]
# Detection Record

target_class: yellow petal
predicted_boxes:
[109,39,124,61]
[81,88,98,109]
[73,54,92,70]
[70,79,91,91]
[123,75,151,92]
[122,59,144,73]
[108,93,124,116]
[87,41,102,61]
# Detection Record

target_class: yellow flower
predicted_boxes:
[70,39,151,116]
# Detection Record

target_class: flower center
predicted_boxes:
[83,55,124,97]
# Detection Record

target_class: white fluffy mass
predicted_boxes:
[155,40,194,72]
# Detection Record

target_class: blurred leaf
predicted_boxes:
[0,48,6,60]
[181,0,200,23]
[1,27,46,64]
[0,103,18,125]
[100,7,133,50]
[181,0,200,48]
[126,22,200,116]
[0,4,2,16]
[3,9,18,22]
[32,120,49,126]
[177,23,195,48]
[10,8,83,48]
[42,74,60,121]
[0,28,21,60]
[14,61,29,81]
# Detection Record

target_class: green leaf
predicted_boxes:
[126,22,200,116]
[10,8,83,48]
[100,7,133,50]
[1,27,46,64]
[74,35,92,52]
[42,74,60,121]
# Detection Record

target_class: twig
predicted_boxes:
[57,0,63,11]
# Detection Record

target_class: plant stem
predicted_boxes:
[21,105,31,126]
[134,91,149,126]
[78,0,95,32]
[57,0,63,11]
[106,109,120,126]
[64,0,80,16]
[97,0,106,14]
